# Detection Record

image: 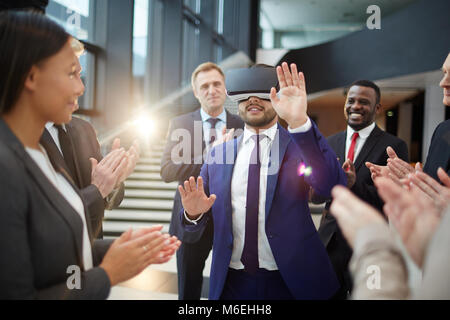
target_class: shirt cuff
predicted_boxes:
[288,117,312,133]
[184,210,205,225]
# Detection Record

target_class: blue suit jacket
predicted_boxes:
[181,122,346,299]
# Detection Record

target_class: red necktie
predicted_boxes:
[347,132,359,162]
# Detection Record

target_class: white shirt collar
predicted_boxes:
[347,122,375,139]
[200,108,227,123]
[243,122,278,144]
[46,122,67,132]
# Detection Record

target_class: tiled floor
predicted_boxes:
[107,214,322,300]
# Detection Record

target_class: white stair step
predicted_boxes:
[138,158,162,165]
[128,172,162,180]
[120,198,173,210]
[134,164,160,172]
[105,209,172,222]
[103,221,170,234]
[125,180,178,190]
[125,189,175,199]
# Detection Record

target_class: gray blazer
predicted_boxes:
[0,119,112,299]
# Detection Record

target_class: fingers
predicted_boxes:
[178,185,186,198]
[386,146,398,159]
[208,194,217,207]
[270,87,279,105]
[290,63,300,88]
[197,176,205,194]
[89,158,98,172]
[438,167,450,188]
[116,228,133,245]
[276,65,287,88]
[415,162,423,172]
[184,179,192,193]
[189,176,197,192]
[111,138,121,151]
[298,71,306,94]
[281,62,293,87]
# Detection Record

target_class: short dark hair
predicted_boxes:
[347,80,381,104]
[0,11,70,114]
[0,0,48,14]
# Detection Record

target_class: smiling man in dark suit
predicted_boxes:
[160,62,244,300]
[317,80,409,299]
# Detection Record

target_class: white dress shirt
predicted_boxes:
[345,122,376,162]
[200,108,227,146]
[26,146,93,270]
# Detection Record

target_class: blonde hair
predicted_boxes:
[191,62,224,89]
[71,37,85,57]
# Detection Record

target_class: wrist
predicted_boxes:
[100,264,117,286]
[288,117,308,130]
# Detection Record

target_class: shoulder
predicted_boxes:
[432,119,450,138]
[326,130,345,143]
[171,110,200,125]
[376,128,406,146]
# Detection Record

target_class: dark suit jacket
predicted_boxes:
[318,125,408,294]
[160,109,244,243]
[423,119,450,180]
[40,117,124,238]
[0,119,112,299]
[180,123,347,299]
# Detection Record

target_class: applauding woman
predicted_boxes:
[0,11,180,299]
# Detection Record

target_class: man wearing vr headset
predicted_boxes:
[160,62,244,300]
[178,63,346,300]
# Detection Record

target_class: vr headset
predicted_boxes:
[225,67,279,103]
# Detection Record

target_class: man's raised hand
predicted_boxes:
[179,176,216,220]
[270,62,308,129]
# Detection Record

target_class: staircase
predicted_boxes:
[103,142,177,238]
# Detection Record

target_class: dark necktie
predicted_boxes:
[206,118,220,146]
[55,124,79,186]
[347,132,359,162]
[241,134,264,274]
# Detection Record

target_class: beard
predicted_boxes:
[239,105,277,128]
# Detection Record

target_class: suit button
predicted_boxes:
[228,244,233,250]
[268,235,273,239]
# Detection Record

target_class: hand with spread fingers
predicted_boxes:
[329,186,386,248]
[375,177,441,267]
[179,176,216,220]
[270,62,308,129]
[405,168,450,214]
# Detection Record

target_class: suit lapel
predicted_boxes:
[17,144,85,268]
[40,128,72,176]
[335,131,346,166]
[265,125,290,219]
[222,137,240,225]
[191,110,206,156]
[65,122,84,187]
[354,126,383,171]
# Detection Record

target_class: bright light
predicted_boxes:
[132,112,156,139]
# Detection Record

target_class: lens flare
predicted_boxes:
[298,163,312,177]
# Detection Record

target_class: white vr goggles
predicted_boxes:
[225,67,280,103]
